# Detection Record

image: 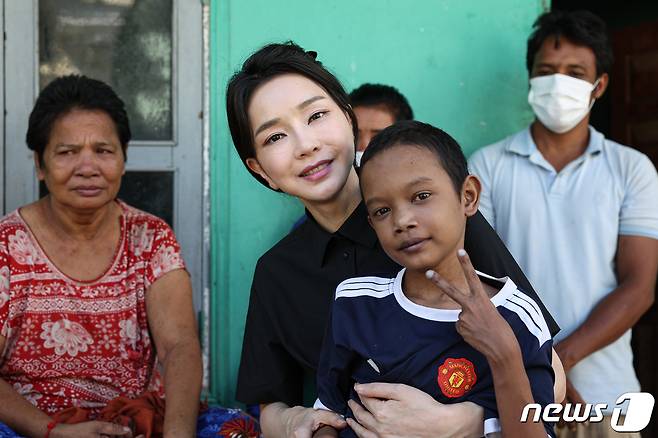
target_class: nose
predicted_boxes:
[393,206,417,233]
[294,126,320,158]
[74,148,100,177]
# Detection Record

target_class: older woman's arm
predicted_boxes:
[0,336,132,438]
[0,341,59,438]
[147,269,202,437]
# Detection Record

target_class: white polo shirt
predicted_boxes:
[469,126,658,412]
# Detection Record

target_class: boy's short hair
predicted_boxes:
[526,10,613,76]
[359,120,468,195]
[349,83,414,121]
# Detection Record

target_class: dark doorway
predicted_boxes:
[552,1,658,435]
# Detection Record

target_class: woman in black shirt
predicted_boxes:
[226,42,562,437]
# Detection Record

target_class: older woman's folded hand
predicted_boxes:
[53,421,133,438]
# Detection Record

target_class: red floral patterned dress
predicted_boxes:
[0,201,186,415]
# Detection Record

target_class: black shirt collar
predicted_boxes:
[304,201,378,267]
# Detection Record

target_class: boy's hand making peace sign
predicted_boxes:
[425,249,519,363]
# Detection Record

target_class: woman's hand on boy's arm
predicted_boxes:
[346,383,484,438]
[260,402,346,438]
[313,425,339,438]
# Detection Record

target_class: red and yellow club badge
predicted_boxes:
[437,357,477,398]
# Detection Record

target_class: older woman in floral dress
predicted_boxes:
[0,75,259,438]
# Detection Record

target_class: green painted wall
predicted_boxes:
[210,0,547,405]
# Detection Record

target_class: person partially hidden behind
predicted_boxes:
[469,10,658,437]
[349,83,414,165]
[314,121,555,438]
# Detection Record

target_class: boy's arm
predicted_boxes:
[487,337,551,438]
[426,251,552,437]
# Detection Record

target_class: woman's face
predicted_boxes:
[37,108,125,212]
[246,74,355,205]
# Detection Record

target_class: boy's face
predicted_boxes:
[361,144,480,273]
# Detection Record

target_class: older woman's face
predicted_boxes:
[37,108,125,212]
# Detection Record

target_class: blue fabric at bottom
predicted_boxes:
[197,406,261,437]
[0,423,20,438]
[0,406,261,438]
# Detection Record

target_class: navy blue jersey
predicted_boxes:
[315,269,555,437]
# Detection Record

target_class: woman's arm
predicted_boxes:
[0,367,59,438]
[552,349,566,403]
[146,269,202,437]
[0,336,131,438]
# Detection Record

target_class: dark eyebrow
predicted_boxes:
[254,96,326,138]
[364,196,384,209]
[364,176,434,208]
[406,176,433,187]
[535,61,586,70]
[254,118,280,137]
[297,95,326,110]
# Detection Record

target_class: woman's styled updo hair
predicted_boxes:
[226,41,358,189]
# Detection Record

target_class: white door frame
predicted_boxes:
[3,0,207,353]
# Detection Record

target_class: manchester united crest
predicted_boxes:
[437,357,477,398]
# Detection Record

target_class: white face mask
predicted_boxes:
[355,150,364,167]
[528,73,600,134]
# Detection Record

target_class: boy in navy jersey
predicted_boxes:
[314,121,555,438]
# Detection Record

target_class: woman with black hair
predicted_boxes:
[227,42,564,438]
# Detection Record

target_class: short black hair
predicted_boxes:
[26,75,131,165]
[226,41,358,190]
[527,10,613,76]
[360,120,468,195]
[349,83,414,121]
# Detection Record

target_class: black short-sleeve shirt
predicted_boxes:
[235,204,559,406]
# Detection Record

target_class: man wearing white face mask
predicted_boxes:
[469,10,658,437]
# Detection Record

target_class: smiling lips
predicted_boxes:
[399,237,430,252]
[299,160,332,180]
